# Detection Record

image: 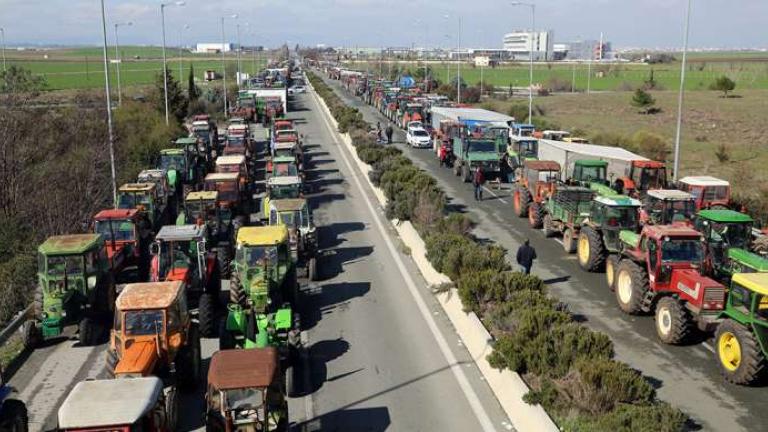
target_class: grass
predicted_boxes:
[0,335,23,369]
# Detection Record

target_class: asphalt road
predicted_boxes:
[319,72,768,431]
[8,91,513,432]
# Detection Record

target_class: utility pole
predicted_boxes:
[673,0,693,181]
[511,2,535,122]
[456,17,461,103]
[0,28,6,72]
[114,21,132,107]
[99,0,117,207]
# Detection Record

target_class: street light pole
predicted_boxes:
[0,28,6,72]
[179,24,189,83]
[114,21,132,107]
[673,0,693,182]
[456,17,461,104]
[236,23,243,88]
[220,14,238,116]
[99,0,117,208]
[160,1,185,126]
[511,2,535,122]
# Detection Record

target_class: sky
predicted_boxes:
[0,0,766,50]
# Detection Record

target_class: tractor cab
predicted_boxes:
[179,190,221,235]
[571,159,610,190]
[577,195,642,271]
[224,133,251,159]
[205,349,289,431]
[93,208,146,274]
[269,198,318,280]
[678,176,732,210]
[108,281,201,388]
[25,234,115,348]
[507,136,539,170]
[205,173,243,212]
[175,136,209,167]
[511,123,535,137]
[401,103,424,129]
[695,209,768,281]
[216,154,250,186]
[641,189,696,226]
[151,225,215,291]
[118,183,164,231]
[58,377,175,432]
[271,156,300,178]
[520,160,561,197]
[273,120,294,134]
[138,168,171,208]
[615,160,668,197]
[542,130,571,141]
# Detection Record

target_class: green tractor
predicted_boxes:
[257,176,304,223]
[569,160,616,197]
[576,195,642,278]
[714,272,768,385]
[507,136,539,173]
[24,234,116,349]
[695,209,768,282]
[542,186,595,253]
[158,145,206,199]
[269,198,319,281]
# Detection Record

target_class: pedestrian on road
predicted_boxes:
[516,239,537,275]
[472,166,485,201]
[385,124,394,144]
[439,144,447,167]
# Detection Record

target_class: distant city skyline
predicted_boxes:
[0,0,766,50]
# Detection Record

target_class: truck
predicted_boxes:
[452,135,503,182]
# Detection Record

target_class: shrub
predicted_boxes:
[457,270,545,313]
[461,86,481,103]
[584,402,687,432]
[632,131,669,162]
[710,75,736,97]
[507,104,529,122]
[630,88,656,114]
[560,358,655,415]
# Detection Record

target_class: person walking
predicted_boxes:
[516,239,537,275]
[472,166,485,201]
[385,124,394,144]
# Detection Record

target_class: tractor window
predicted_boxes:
[634,167,667,190]
[579,166,606,183]
[278,211,299,227]
[225,388,264,412]
[648,239,659,270]
[604,206,639,229]
[178,293,188,316]
[166,304,181,331]
[215,182,239,202]
[730,283,751,312]
[703,186,729,201]
[125,310,164,336]
[46,256,84,277]
[467,140,496,153]
[217,164,239,173]
[710,222,751,250]
[95,219,136,242]
[245,247,277,267]
[661,239,703,263]
[274,163,298,177]
[86,252,97,274]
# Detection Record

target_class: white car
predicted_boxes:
[407,121,424,132]
[407,128,432,148]
[288,85,306,95]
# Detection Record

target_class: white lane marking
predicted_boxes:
[482,186,508,204]
[309,86,496,432]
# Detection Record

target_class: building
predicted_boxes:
[562,40,612,60]
[196,43,234,53]
[502,30,554,61]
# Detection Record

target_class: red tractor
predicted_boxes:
[93,208,151,277]
[677,176,732,210]
[613,225,726,344]
[513,160,561,229]
[613,160,668,198]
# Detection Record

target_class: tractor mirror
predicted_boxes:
[150,242,160,256]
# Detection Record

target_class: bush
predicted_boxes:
[561,358,655,415]
[507,104,529,122]
[630,89,656,114]
[710,75,736,97]
[632,131,669,162]
[457,270,545,313]
[581,402,687,432]
[461,86,481,103]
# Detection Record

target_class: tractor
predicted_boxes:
[714,272,768,385]
[511,123,535,137]
[258,176,304,222]
[23,234,116,349]
[117,183,168,232]
[612,160,668,198]
[577,195,642,275]
[205,173,247,225]
[452,135,503,183]
[269,198,319,281]
[569,160,613,195]
[105,281,201,395]
[512,160,561,229]
[640,189,697,226]
[223,130,252,161]
[158,148,194,198]
[0,368,27,432]
[137,168,173,214]
[205,349,289,431]
[191,114,219,157]
[613,224,726,344]
[93,208,150,277]
[270,140,304,173]
[507,136,539,174]
[695,209,768,282]
[216,154,251,187]
[542,186,595,253]
[174,136,211,172]
[150,225,222,337]
[677,176,732,210]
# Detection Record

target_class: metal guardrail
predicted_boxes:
[0,305,31,347]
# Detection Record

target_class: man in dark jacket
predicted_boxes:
[516,239,537,275]
[385,124,394,144]
[472,166,485,201]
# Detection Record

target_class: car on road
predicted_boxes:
[407,127,432,148]
[288,85,306,95]
[407,121,424,132]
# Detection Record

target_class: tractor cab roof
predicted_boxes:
[205,172,240,182]
[643,224,702,239]
[574,159,608,167]
[267,176,301,186]
[732,273,768,295]
[273,155,297,163]
[215,155,246,166]
[119,183,155,193]
[271,198,307,212]
[633,160,665,168]
[94,208,138,221]
[39,234,102,255]
[274,141,297,150]
[679,176,730,187]
[524,160,561,172]
[208,348,278,390]
[160,148,184,155]
[58,377,163,430]
[646,189,693,201]
[237,225,288,247]
[594,195,642,207]
[698,209,753,223]
[138,169,167,179]
[155,224,206,241]
[186,190,218,201]
[175,137,198,145]
[116,281,183,311]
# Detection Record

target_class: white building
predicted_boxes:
[196,43,234,53]
[502,30,554,61]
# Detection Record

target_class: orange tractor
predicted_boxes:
[513,160,562,228]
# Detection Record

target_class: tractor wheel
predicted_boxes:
[528,202,544,229]
[654,296,692,344]
[605,255,619,291]
[78,317,99,346]
[105,348,118,379]
[198,293,217,338]
[514,187,531,217]
[461,165,470,183]
[229,271,247,307]
[0,399,28,432]
[218,320,236,350]
[562,228,577,253]
[715,319,766,385]
[615,259,649,315]
[22,320,39,351]
[33,286,43,320]
[577,226,606,272]
[206,261,222,295]
[177,324,201,392]
[542,214,556,238]
[308,257,318,282]
[217,249,231,279]
[164,386,179,432]
[285,364,297,398]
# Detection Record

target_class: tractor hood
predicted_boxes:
[115,339,159,377]
[467,152,499,162]
[728,248,768,272]
[619,230,640,248]
[166,170,178,187]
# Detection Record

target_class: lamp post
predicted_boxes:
[511,2,535,122]
[179,24,189,83]
[160,1,186,125]
[673,0,693,182]
[236,23,242,88]
[0,27,6,72]
[113,21,132,106]
[99,0,117,207]
[221,14,238,116]
[443,14,461,103]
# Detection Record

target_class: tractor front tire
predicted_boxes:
[528,202,544,229]
[22,321,40,351]
[514,187,531,217]
[605,255,619,291]
[615,259,649,315]
[577,226,606,271]
[198,293,216,338]
[0,399,28,432]
[177,324,201,392]
[164,386,179,432]
[78,317,100,346]
[715,319,766,385]
[542,214,556,238]
[563,228,577,253]
[217,249,232,280]
[229,272,247,307]
[655,296,692,345]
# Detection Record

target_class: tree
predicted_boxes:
[710,75,736,97]
[150,69,188,124]
[187,64,199,101]
[631,88,656,114]
[0,66,47,95]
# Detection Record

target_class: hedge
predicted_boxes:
[307,71,687,431]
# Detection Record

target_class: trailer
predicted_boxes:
[244,88,288,114]
[537,139,649,183]
[429,107,514,132]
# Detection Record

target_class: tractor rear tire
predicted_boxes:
[78,317,99,346]
[206,262,222,295]
[715,319,766,385]
[285,364,297,398]
[217,249,231,280]
[229,272,247,307]
[164,386,179,432]
[605,255,619,291]
[514,187,531,218]
[0,399,28,432]
[562,228,577,253]
[308,257,318,282]
[461,165,470,183]
[22,320,39,351]
[198,293,216,338]
[105,349,118,379]
[655,296,692,345]
[177,324,201,392]
[577,226,605,272]
[528,202,544,229]
[542,214,556,238]
[615,259,649,315]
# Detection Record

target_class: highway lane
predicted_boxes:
[318,72,768,432]
[7,90,513,432]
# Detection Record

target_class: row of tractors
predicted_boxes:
[24,62,315,432]
[333,66,768,386]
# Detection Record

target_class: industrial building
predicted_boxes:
[502,30,554,61]
[195,43,234,53]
